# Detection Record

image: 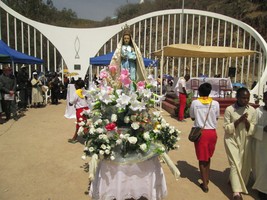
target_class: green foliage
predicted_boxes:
[184,92,194,118]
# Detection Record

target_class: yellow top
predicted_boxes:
[197,97,212,104]
[75,89,84,99]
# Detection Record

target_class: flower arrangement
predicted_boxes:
[78,65,181,162]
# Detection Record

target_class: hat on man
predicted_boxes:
[33,72,38,75]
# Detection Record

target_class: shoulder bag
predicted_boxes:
[188,102,212,142]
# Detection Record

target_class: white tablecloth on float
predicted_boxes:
[186,77,232,97]
[89,156,167,200]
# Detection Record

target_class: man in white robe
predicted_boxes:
[252,91,267,200]
[224,87,256,200]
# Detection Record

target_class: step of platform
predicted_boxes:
[162,97,237,116]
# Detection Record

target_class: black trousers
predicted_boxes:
[18,89,28,109]
[2,99,17,119]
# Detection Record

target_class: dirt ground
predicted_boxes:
[0,100,258,200]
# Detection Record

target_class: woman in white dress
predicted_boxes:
[31,72,43,107]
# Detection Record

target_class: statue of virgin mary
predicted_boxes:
[109,25,147,84]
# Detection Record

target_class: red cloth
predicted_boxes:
[76,107,89,129]
[194,129,217,161]
[178,93,186,121]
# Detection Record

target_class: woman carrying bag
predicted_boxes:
[189,82,220,193]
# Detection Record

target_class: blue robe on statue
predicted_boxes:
[121,45,136,82]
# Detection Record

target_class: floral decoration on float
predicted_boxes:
[78,65,181,180]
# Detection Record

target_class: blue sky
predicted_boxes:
[51,0,141,21]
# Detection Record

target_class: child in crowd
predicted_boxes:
[190,83,220,193]
[68,79,89,144]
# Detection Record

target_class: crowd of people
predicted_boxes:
[63,25,267,200]
[2,25,267,200]
[187,81,267,200]
[0,64,75,124]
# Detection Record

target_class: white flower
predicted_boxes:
[99,90,115,104]
[98,134,105,139]
[105,149,110,154]
[102,135,108,141]
[78,117,84,122]
[116,89,123,96]
[79,121,85,126]
[156,124,161,129]
[153,111,160,117]
[131,122,140,130]
[140,143,147,152]
[94,119,102,126]
[143,132,150,141]
[96,128,104,134]
[81,154,87,160]
[120,133,130,140]
[111,114,117,122]
[100,144,107,150]
[160,146,165,152]
[141,88,153,98]
[153,129,160,134]
[161,122,166,128]
[129,100,146,112]
[99,150,105,155]
[84,147,89,151]
[110,155,115,160]
[89,127,96,134]
[130,115,137,121]
[124,116,130,123]
[82,109,91,116]
[89,147,94,152]
[116,93,131,109]
[168,127,174,133]
[128,136,137,144]
[116,139,122,145]
[77,126,84,136]
[151,79,158,87]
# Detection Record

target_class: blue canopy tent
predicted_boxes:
[0,53,10,62]
[0,40,43,64]
[90,52,158,67]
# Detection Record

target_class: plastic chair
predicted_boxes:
[219,79,232,98]
[191,79,199,97]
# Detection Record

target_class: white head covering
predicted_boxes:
[33,72,37,75]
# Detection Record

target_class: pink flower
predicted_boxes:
[106,86,113,94]
[105,122,117,131]
[121,69,130,76]
[109,65,117,76]
[137,81,145,90]
[119,69,131,87]
[99,70,108,79]
[119,74,131,88]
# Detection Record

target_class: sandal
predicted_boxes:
[68,139,78,144]
[200,183,209,193]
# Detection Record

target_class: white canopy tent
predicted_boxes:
[152,44,261,105]
[152,44,256,58]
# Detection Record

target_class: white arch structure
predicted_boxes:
[1,1,267,102]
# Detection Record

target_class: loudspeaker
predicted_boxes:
[228,67,236,77]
